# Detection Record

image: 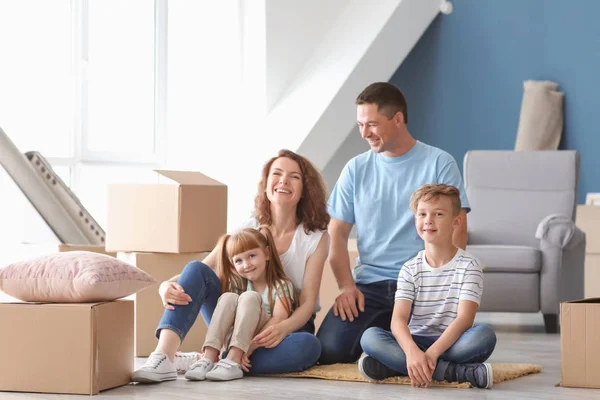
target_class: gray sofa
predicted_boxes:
[464,150,586,333]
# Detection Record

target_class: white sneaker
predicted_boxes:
[131,351,177,383]
[175,351,200,374]
[185,358,215,381]
[205,358,244,381]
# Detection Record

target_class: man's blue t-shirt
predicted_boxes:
[328,141,470,284]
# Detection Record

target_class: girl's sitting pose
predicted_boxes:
[185,227,297,381]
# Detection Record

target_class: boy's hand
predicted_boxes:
[406,349,433,388]
[424,348,440,374]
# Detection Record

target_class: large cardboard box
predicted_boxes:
[106,170,227,253]
[119,251,210,356]
[58,243,117,257]
[0,300,133,395]
[560,298,600,388]
[315,239,358,330]
[576,205,600,298]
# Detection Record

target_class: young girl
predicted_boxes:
[184,226,297,381]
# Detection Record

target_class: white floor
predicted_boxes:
[0,312,597,399]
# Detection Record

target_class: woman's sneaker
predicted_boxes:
[358,353,398,381]
[205,359,244,381]
[131,351,177,383]
[444,362,493,389]
[175,351,200,374]
[185,358,215,381]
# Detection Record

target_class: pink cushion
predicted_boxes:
[0,251,156,302]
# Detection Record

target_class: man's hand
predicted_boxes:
[333,286,365,322]
[159,281,192,310]
[406,348,433,388]
[253,322,289,348]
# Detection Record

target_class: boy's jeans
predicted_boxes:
[155,261,321,374]
[360,324,497,381]
[317,280,397,364]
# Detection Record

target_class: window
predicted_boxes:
[0,0,242,244]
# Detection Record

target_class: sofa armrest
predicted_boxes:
[536,214,586,316]
[535,214,585,249]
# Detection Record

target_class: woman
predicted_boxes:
[132,149,330,382]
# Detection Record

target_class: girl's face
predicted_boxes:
[231,246,269,283]
[265,157,303,207]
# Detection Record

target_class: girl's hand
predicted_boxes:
[159,281,192,310]
[253,322,289,348]
[241,343,257,372]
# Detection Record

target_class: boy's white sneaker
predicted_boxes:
[175,351,200,374]
[205,359,244,381]
[185,358,215,381]
[131,351,177,383]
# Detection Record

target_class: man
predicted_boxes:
[316,82,470,364]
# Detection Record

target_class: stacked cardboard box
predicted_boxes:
[106,170,227,356]
[576,205,600,298]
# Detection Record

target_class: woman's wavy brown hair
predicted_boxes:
[254,149,330,234]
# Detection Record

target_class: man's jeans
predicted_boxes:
[316,280,397,364]
[360,324,497,380]
[156,261,321,374]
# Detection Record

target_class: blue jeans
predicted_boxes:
[156,261,321,374]
[316,280,397,364]
[360,324,497,381]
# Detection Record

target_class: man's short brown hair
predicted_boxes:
[410,184,461,216]
[355,82,408,123]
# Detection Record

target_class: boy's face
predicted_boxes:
[415,196,459,245]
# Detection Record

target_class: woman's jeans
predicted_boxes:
[156,261,321,374]
[360,324,497,381]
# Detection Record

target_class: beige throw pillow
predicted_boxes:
[0,251,156,302]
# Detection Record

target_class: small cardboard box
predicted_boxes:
[560,298,600,388]
[315,239,358,330]
[576,205,600,298]
[0,300,133,395]
[58,243,117,257]
[106,170,227,253]
[118,251,210,356]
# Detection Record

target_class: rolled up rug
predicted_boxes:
[514,80,564,151]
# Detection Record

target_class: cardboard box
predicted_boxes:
[576,205,600,298]
[0,301,133,395]
[560,298,600,388]
[315,239,358,330]
[119,251,210,356]
[106,170,227,253]
[58,243,117,257]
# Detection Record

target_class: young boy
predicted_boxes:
[358,184,496,389]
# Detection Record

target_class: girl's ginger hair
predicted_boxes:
[254,149,330,234]
[214,226,297,316]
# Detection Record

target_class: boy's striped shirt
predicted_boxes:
[395,248,483,336]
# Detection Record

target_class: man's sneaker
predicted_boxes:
[185,358,215,381]
[175,351,200,374]
[131,351,177,383]
[205,358,244,381]
[444,362,493,389]
[358,353,398,381]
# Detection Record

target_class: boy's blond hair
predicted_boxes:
[409,184,461,216]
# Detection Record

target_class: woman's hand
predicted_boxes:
[241,342,258,372]
[159,281,192,310]
[253,322,289,348]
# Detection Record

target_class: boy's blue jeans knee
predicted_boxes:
[154,260,321,373]
[360,324,497,380]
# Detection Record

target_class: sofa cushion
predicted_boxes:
[467,245,541,273]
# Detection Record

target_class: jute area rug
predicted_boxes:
[270,363,542,388]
